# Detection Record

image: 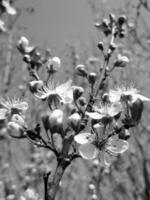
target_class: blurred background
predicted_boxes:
[0,0,150,199]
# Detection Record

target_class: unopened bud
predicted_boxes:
[109,42,117,52]
[78,97,86,106]
[73,86,84,101]
[118,15,127,26]
[88,72,97,84]
[7,121,24,138]
[91,194,97,200]
[23,54,31,63]
[11,114,25,127]
[47,57,61,73]
[119,129,130,140]
[102,93,110,103]
[92,159,99,167]
[49,109,63,133]
[88,183,95,191]
[114,54,129,68]
[109,13,116,23]
[41,111,50,131]
[129,98,143,124]
[68,113,81,132]
[29,80,44,94]
[97,41,104,51]
[18,36,29,51]
[75,65,87,77]
[17,36,34,54]
[53,133,63,153]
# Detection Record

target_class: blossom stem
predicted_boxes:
[95,26,116,98]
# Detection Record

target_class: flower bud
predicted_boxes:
[41,111,50,131]
[18,36,29,51]
[88,72,97,84]
[88,183,95,191]
[129,98,143,124]
[52,133,63,153]
[75,65,87,77]
[11,114,25,127]
[23,54,31,63]
[17,36,34,54]
[114,54,129,68]
[73,86,84,101]
[119,129,130,140]
[92,159,99,168]
[48,109,63,133]
[91,194,97,200]
[29,80,44,94]
[109,13,116,23]
[7,121,25,138]
[47,57,61,73]
[78,97,86,107]
[97,41,104,51]
[118,15,127,26]
[109,42,117,52]
[102,93,110,103]
[68,113,81,132]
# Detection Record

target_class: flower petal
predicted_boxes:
[17,102,29,111]
[109,102,122,117]
[0,108,7,120]
[56,80,73,104]
[86,112,104,120]
[78,143,98,159]
[106,136,129,154]
[74,132,94,144]
[101,151,113,167]
[56,79,72,93]
[33,90,49,100]
[135,94,150,102]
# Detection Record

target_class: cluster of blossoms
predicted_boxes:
[75,86,150,167]
[0,0,16,32]
[1,12,149,200]
[14,31,150,169]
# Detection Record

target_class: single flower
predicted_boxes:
[0,98,28,116]
[33,79,73,109]
[108,86,150,103]
[74,131,129,167]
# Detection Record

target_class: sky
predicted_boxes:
[16,0,96,53]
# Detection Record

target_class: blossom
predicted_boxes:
[17,36,34,54]
[74,131,129,167]
[0,98,28,117]
[47,56,61,73]
[86,102,122,123]
[33,79,73,108]
[108,86,150,103]
[2,0,16,15]
[114,54,130,68]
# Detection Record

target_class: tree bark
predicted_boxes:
[45,160,69,200]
